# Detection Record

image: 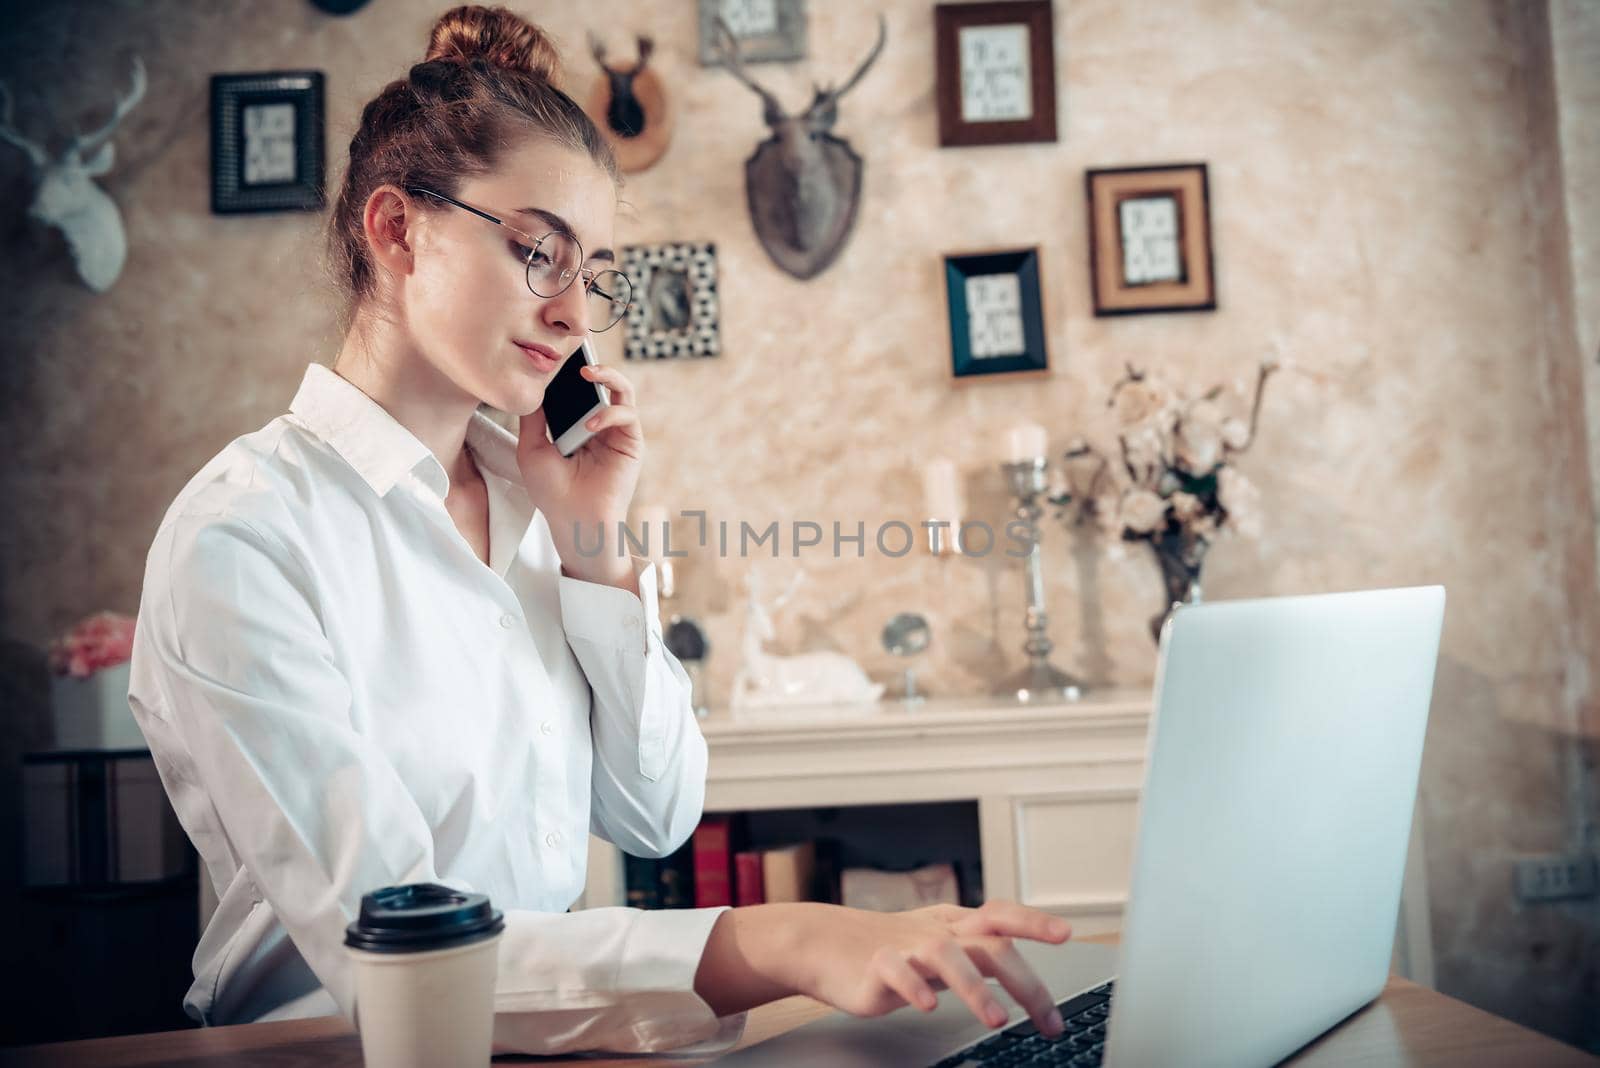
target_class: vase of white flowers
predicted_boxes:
[1048,359,1280,642]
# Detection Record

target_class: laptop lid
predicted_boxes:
[1103,585,1446,1067]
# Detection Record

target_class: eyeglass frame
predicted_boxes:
[404,186,633,332]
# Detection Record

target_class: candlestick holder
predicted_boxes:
[995,457,1085,703]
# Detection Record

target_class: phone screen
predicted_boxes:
[542,342,603,442]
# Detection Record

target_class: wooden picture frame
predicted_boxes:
[944,248,1049,380]
[934,1,1057,148]
[621,242,722,360]
[698,0,807,66]
[1086,162,1216,315]
[210,72,325,214]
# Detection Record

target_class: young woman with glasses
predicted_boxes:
[127,4,1073,1056]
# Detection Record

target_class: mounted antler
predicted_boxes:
[710,15,889,278]
[711,17,785,127]
[69,57,147,161]
[0,56,147,292]
[808,14,887,119]
[0,82,46,168]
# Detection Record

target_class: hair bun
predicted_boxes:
[423,4,561,81]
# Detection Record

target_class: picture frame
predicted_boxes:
[622,242,722,360]
[943,248,1049,380]
[934,1,1057,148]
[698,0,807,66]
[1085,162,1216,316]
[210,71,325,214]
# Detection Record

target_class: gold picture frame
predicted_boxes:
[1086,163,1215,316]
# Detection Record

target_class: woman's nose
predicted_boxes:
[539,277,590,337]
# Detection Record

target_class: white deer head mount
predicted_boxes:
[0,57,146,293]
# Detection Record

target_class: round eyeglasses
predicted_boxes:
[406,187,633,332]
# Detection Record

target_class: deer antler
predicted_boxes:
[711,16,785,120]
[68,56,145,160]
[816,14,886,108]
[770,568,807,612]
[0,80,46,168]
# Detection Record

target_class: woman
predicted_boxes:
[128,5,1073,1055]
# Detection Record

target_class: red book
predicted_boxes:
[734,849,766,906]
[693,815,733,907]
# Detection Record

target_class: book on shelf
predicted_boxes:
[623,851,660,910]
[658,836,695,908]
[840,861,960,912]
[761,840,816,903]
[693,814,735,907]
[733,849,766,905]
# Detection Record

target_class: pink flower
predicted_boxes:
[48,611,136,678]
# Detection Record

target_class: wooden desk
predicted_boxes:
[3,935,1592,1067]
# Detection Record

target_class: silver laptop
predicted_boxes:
[713,585,1446,1067]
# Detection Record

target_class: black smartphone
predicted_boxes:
[543,336,610,456]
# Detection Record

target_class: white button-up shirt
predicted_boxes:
[127,362,747,1056]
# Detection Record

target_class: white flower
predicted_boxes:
[1218,468,1262,538]
[1175,406,1223,475]
[1119,489,1169,535]
[1221,417,1250,450]
[1171,491,1204,522]
[1112,377,1174,431]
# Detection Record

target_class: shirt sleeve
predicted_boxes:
[558,555,710,859]
[143,514,746,1054]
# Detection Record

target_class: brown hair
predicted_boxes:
[325,5,620,319]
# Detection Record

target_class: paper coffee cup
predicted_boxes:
[344,882,505,1068]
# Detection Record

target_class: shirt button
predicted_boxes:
[540,721,554,735]
[623,614,638,629]
[545,832,560,848]
[499,612,516,629]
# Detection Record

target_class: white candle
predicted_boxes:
[634,504,669,563]
[921,459,964,522]
[1006,422,1048,463]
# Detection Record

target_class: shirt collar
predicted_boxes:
[286,362,525,502]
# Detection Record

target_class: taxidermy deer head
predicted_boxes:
[585,33,673,173]
[711,15,886,280]
[0,57,147,293]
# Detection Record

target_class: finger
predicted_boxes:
[918,938,1008,1031]
[581,363,635,407]
[872,947,940,1013]
[964,937,1064,1038]
[952,901,1071,945]
[583,404,643,439]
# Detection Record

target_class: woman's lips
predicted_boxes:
[513,340,561,372]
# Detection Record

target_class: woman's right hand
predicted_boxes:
[788,900,1071,1038]
[695,899,1072,1038]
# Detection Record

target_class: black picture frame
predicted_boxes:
[621,242,722,360]
[943,248,1049,380]
[210,71,326,214]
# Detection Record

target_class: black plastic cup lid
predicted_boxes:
[344,883,505,954]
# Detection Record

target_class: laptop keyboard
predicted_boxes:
[930,980,1115,1068]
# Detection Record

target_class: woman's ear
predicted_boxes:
[363,185,414,282]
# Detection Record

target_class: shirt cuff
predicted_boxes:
[615,904,749,1053]
[558,555,663,655]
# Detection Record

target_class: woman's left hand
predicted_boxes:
[516,360,643,587]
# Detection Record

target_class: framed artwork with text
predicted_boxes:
[1086,162,1216,315]
[934,1,1057,147]
[944,248,1049,380]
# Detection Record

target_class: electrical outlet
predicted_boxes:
[1514,854,1598,904]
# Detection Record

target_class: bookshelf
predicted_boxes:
[581,691,1155,934]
